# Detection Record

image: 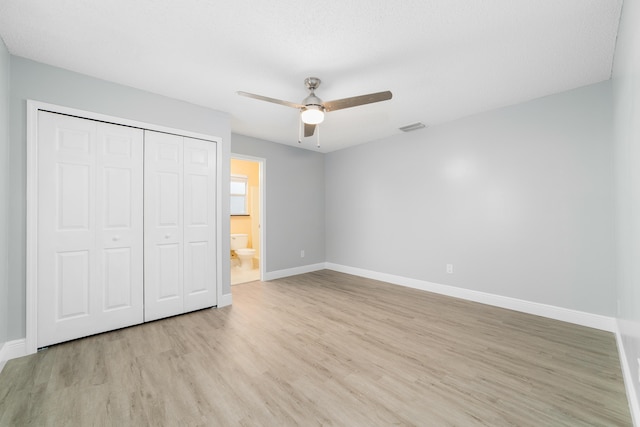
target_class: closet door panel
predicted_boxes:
[56,250,90,319]
[103,247,133,310]
[57,163,91,231]
[183,138,217,311]
[144,131,184,321]
[103,167,132,228]
[96,122,144,324]
[185,241,208,292]
[38,113,97,347]
[157,243,181,299]
[37,112,144,348]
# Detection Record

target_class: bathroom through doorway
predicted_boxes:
[230,155,265,285]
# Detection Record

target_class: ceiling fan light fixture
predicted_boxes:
[301,105,325,124]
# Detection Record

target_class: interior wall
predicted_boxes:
[326,81,615,316]
[0,37,10,348]
[612,0,640,414]
[231,134,325,272]
[8,56,232,341]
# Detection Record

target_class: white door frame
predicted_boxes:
[230,154,266,282]
[26,100,224,355]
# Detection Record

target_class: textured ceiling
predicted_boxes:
[0,0,623,152]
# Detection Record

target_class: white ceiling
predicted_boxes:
[0,0,623,152]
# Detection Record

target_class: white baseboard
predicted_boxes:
[0,338,28,373]
[325,263,616,332]
[615,321,640,426]
[218,293,233,308]
[264,263,325,281]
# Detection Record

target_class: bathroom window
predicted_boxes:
[230,175,249,215]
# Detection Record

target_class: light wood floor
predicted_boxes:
[0,270,632,426]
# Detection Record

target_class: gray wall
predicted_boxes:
[231,134,325,272]
[0,37,9,347]
[8,56,232,340]
[326,81,616,316]
[612,0,640,411]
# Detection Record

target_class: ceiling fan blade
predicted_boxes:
[323,91,392,112]
[237,91,303,109]
[304,123,316,137]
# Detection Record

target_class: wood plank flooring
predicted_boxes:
[0,270,632,426]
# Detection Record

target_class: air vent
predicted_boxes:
[399,122,426,132]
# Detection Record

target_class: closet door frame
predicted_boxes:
[25,100,224,355]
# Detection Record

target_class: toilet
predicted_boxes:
[230,233,256,271]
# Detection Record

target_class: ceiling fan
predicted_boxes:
[237,77,392,147]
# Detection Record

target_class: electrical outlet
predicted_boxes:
[300,250,305,258]
[446,264,453,274]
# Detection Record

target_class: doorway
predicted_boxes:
[230,155,265,285]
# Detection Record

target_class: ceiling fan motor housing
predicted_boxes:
[302,93,324,108]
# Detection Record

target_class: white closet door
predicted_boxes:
[183,138,217,311]
[144,131,185,321]
[37,112,144,347]
[144,132,217,321]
